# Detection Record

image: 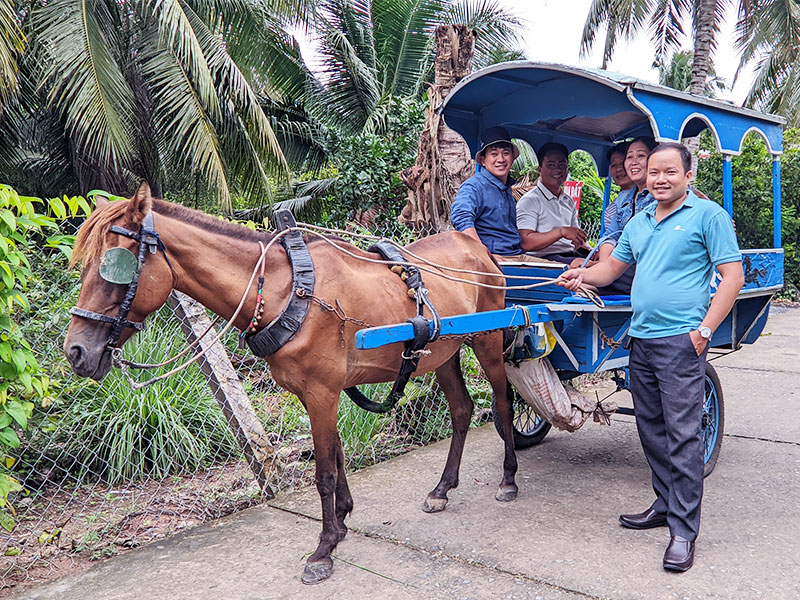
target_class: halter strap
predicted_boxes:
[70,210,169,347]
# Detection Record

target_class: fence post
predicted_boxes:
[167,291,276,497]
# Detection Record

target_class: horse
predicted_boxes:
[63,183,518,584]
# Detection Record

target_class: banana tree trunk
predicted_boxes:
[399,25,476,233]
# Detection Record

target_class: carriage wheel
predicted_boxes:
[491,382,552,449]
[702,362,725,477]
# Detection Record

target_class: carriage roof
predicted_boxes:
[438,61,785,172]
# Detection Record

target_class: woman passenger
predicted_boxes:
[593,136,658,293]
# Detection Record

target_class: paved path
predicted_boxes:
[14,306,800,600]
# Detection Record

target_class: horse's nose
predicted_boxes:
[65,341,86,369]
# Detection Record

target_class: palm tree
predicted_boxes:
[0,0,23,107]
[734,0,800,124]
[658,50,726,97]
[308,0,525,135]
[581,0,734,97]
[0,0,318,212]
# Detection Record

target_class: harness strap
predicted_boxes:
[342,241,442,414]
[245,211,315,357]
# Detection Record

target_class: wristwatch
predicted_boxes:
[697,326,713,340]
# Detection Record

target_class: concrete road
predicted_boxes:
[14,306,800,600]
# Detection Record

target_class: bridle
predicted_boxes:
[69,211,172,349]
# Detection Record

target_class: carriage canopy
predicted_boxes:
[438,62,785,174]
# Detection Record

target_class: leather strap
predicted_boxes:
[343,241,441,414]
[245,211,315,357]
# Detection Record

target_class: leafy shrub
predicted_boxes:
[696,129,800,293]
[0,186,83,530]
[568,150,605,226]
[317,97,425,229]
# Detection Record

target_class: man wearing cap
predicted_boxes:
[517,142,591,264]
[450,126,523,256]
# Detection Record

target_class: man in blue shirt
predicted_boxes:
[450,126,522,256]
[557,142,744,572]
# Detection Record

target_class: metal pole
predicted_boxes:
[773,156,782,248]
[722,154,733,217]
[600,175,612,237]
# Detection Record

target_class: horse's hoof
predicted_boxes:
[422,495,448,513]
[495,485,518,502]
[301,560,333,585]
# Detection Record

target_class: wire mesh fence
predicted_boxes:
[1,213,600,592]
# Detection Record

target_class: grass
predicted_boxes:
[58,308,240,484]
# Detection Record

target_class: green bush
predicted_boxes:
[0,186,84,530]
[318,97,425,229]
[695,129,800,294]
[568,150,606,226]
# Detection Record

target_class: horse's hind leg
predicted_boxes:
[423,350,474,513]
[473,332,518,502]
[301,391,345,584]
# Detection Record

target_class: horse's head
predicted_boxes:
[64,183,175,380]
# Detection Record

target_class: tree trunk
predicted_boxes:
[399,25,476,233]
[687,0,717,177]
[689,0,716,97]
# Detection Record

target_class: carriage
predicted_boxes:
[354,62,786,476]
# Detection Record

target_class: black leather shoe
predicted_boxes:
[619,508,667,529]
[663,535,695,572]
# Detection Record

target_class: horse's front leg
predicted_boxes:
[334,430,353,541]
[474,333,518,502]
[301,391,344,584]
[423,351,474,513]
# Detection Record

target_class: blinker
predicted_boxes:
[99,247,138,284]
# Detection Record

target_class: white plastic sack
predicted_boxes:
[504,357,615,432]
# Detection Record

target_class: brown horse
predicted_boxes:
[63,184,518,584]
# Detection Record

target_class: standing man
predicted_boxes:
[557,142,744,572]
[450,126,522,256]
[517,142,590,263]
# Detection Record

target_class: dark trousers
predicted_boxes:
[629,334,707,541]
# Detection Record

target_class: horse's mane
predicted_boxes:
[71,198,276,269]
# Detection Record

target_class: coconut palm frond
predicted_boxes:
[146,0,222,122]
[373,0,445,98]
[137,28,232,212]
[445,0,524,68]
[0,0,24,104]
[735,0,800,123]
[183,2,290,192]
[30,0,136,177]
[310,1,380,134]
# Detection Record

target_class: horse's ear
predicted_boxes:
[126,182,153,224]
[95,195,110,209]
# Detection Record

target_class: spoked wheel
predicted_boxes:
[702,362,725,477]
[491,382,552,449]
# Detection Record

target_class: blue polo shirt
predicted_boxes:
[612,191,741,338]
[450,169,521,256]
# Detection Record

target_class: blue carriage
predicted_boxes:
[356,62,785,475]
